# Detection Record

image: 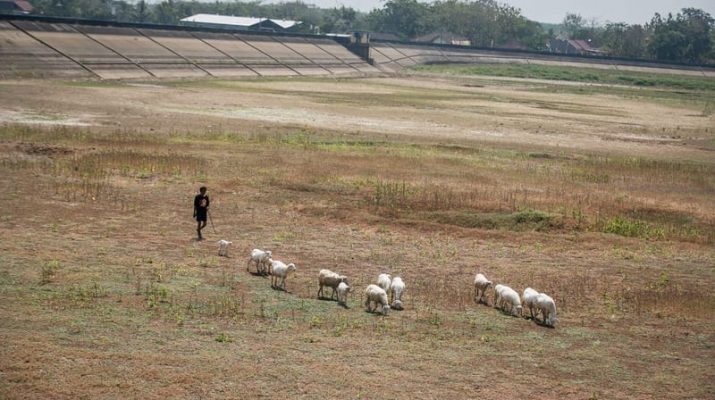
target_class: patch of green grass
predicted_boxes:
[411,63,715,92]
[603,216,665,240]
[414,208,560,231]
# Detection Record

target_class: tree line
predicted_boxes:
[27,0,715,64]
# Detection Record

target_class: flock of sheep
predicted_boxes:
[218,240,557,327]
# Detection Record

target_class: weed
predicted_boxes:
[215,332,233,343]
[40,260,61,285]
[603,216,666,240]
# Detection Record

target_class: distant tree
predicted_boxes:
[561,13,584,38]
[649,8,714,63]
[368,0,430,39]
[601,23,648,58]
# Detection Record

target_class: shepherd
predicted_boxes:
[193,186,210,240]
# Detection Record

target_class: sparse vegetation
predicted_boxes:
[411,63,715,91]
[1,72,713,398]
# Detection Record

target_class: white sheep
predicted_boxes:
[336,281,351,306]
[493,284,505,309]
[217,240,232,257]
[269,260,296,291]
[247,249,272,275]
[535,293,558,327]
[318,269,349,300]
[389,277,405,310]
[377,273,392,292]
[522,287,540,319]
[497,285,522,316]
[364,284,390,315]
[474,273,492,304]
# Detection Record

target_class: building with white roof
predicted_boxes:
[180,14,301,32]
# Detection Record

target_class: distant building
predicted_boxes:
[0,0,33,14]
[547,39,603,56]
[414,31,471,46]
[180,14,301,32]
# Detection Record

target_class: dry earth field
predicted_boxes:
[0,69,714,399]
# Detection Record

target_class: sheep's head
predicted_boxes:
[391,300,403,310]
[287,263,297,272]
[485,281,492,288]
[515,305,523,316]
[339,276,349,285]
[381,304,390,315]
[265,251,272,258]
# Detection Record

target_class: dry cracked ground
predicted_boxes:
[0,70,714,399]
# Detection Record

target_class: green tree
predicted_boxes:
[649,9,714,63]
[601,23,648,58]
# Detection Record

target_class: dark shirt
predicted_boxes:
[194,194,209,213]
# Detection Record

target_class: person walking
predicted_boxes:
[193,186,210,240]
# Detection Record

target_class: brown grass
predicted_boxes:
[0,73,714,399]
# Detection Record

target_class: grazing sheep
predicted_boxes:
[336,282,351,306]
[247,249,272,275]
[318,269,349,300]
[473,273,492,304]
[269,260,296,291]
[497,286,522,316]
[535,293,558,327]
[364,284,390,315]
[522,287,540,319]
[493,284,505,309]
[389,277,405,310]
[217,240,232,257]
[377,273,392,292]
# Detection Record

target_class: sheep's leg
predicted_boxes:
[317,285,323,298]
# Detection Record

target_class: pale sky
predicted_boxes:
[261,0,715,24]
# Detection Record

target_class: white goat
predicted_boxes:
[497,285,522,316]
[269,260,296,291]
[535,293,558,327]
[336,282,351,306]
[474,273,492,304]
[389,277,405,310]
[217,240,232,257]
[364,284,390,315]
[522,287,540,319]
[377,273,392,292]
[318,269,349,300]
[247,249,272,275]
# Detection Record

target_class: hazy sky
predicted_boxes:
[261,0,715,24]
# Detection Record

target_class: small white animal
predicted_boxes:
[217,240,232,257]
[364,284,390,315]
[247,249,272,275]
[497,285,522,317]
[389,277,405,310]
[535,293,558,327]
[318,269,349,300]
[336,281,351,306]
[474,273,492,304]
[522,287,540,319]
[493,284,505,308]
[269,260,296,291]
[377,273,392,292]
